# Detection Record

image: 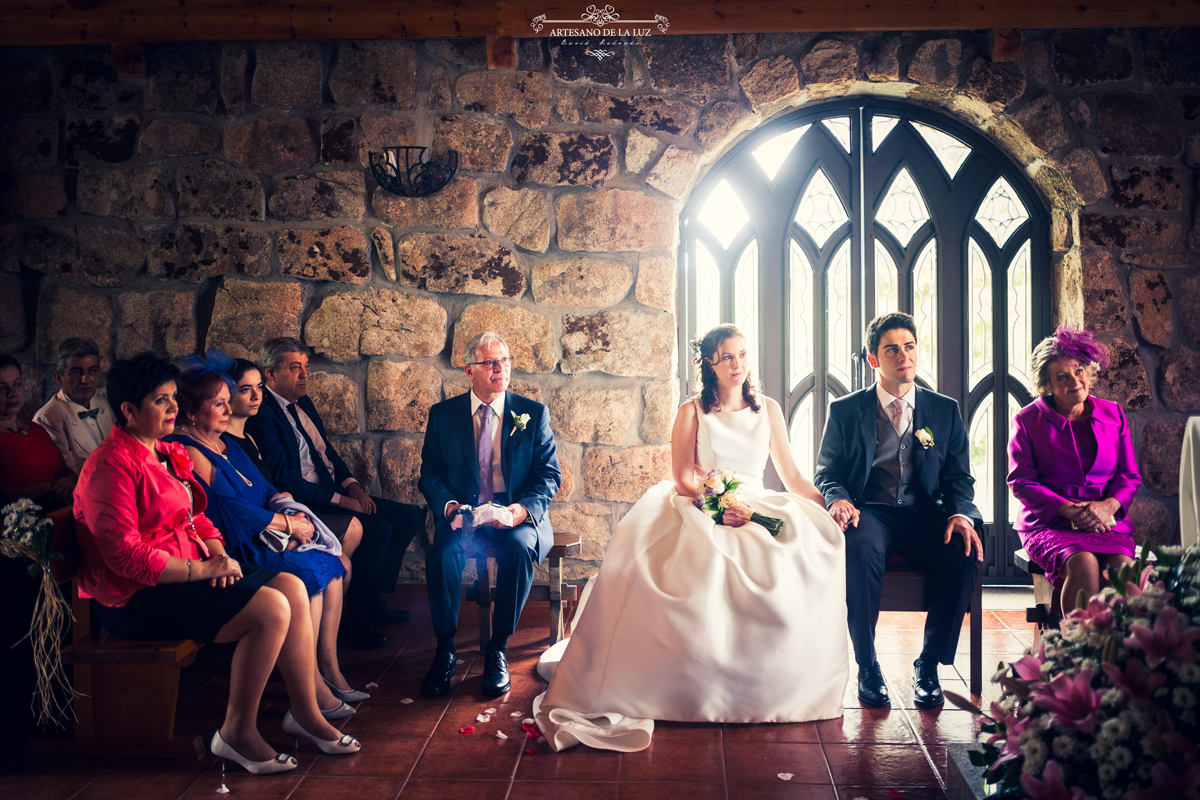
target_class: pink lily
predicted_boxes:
[984,701,1029,770]
[1147,709,1197,760]
[1030,667,1101,733]
[1125,565,1174,603]
[1019,760,1084,800]
[1124,607,1200,668]
[1101,658,1166,705]
[1124,760,1200,800]
[1067,595,1113,628]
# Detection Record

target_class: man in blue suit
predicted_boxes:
[247,337,423,648]
[418,331,561,698]
[815,312,983,709]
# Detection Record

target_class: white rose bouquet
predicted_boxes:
[693,468,783,536]
[947,540,1200,800]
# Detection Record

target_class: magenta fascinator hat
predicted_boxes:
[1052,325,1110,374]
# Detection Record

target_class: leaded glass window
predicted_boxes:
[679,100,1049,581]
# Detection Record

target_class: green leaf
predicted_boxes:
[968,750,988,766]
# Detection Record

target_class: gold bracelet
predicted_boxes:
[186,559,192,582]
[284,515,293,537]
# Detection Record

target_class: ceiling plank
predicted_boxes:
[1,0,1198,47]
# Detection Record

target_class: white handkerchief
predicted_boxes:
[450,504,515,529]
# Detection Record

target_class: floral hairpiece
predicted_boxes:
[689,338,705,365]
[1051,325,1110,374]
[183,347,237,391]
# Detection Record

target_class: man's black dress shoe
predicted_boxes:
[421,651,456,698]
[857,661,890,707]
[342,618,387,649]
[369,601,411,626]
[912,657,944,708]
[481,647,511,697]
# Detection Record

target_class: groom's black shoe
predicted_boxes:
[421,651,456,698]
[857,661,890,707]
[912,657,944,708]
[481,647,511,697]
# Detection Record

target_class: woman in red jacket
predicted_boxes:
[74,353,360,776]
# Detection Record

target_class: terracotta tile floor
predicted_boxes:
[0,585,1034,800]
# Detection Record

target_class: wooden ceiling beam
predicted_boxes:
[1,0,1199,47]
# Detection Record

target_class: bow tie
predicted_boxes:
[77,408,100,420]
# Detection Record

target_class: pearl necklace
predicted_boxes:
[179,425,254,488]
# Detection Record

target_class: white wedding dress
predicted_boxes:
[534,400,848,752]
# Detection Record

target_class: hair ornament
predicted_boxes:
[1052,325,1109,374]
[183,347,237,390]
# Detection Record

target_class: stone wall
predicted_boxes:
[1,28,1197,581]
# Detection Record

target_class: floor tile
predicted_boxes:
[651,720,723,740]
[516,739,620,781]
[432,700,530,739]
[397,778,510,799]
[815,708,916,744]
[341,700,448,740]
[617,782,726,800]
[306,734,426,778]
[877,611,927,630]
[72,771,201,800]
[287,775,404,800]
[837,788,948,800]
[178,771,304,800]
[368,660,469,704]
[0,771,100,799]
[451,666,547,705]
[823,744,940,787]
[620,738,724,782]
[723,721,820,743]
[723,742,831,785]
[906,708,987,745]
[720,784,837,799]
[513,780,619,799]
[408,732,523,781]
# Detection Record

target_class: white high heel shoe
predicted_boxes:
[282,710,361,755]
[210,730,298,775]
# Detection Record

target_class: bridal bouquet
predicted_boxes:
[694,468,783,536]
[947,541,1200,800]
[1,499,73,726]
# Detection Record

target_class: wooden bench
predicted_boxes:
[881,555,984,696]
[25,508,205,760]
[469,530,582,647]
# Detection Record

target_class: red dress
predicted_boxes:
[0,422,66,499]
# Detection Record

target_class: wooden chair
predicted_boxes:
[25,508,205,760]
[880,554,984,696]
[1014,548,1060,635]
[469,530,582,647]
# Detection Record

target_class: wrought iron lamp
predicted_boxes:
[369,146,459,197]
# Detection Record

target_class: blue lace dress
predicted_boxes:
[167,433,345,597]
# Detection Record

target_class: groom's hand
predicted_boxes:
[945,516,984,561]
[829,499,859,531]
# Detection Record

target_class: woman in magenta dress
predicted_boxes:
[1007,326,1141,611]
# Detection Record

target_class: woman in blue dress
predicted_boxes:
[169,352,367,718]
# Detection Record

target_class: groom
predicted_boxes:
[418,331,561,698]
[815,312,983,709]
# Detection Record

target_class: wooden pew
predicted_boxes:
[25,508,204,760]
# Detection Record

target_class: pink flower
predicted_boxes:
[1067,595,1113,628]
[1100,657,1166,705]
[1124,760,1200,800]
[1124,607,1200,668]
[1019,760,1084,800]
[984,701,1030,770]
[1147,709,1196,760]
[1030,667,1102,733]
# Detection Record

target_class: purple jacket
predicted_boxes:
[1007,395,1139,533]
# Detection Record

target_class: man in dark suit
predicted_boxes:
[815,312,984,709]
[418,331,561,698]
[247,337,422,648]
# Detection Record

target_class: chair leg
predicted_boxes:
[549,555,563,644]
[477,555,494,651]
[970,570,983,697]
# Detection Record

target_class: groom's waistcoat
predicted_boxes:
[861,400,919,509]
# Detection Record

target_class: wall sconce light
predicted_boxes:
[369,146,459,197]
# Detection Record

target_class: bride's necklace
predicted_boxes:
[180,425,254,488]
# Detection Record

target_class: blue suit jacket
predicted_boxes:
[244,390,355,506]
[814,385,982,526]
[419,391,561,562]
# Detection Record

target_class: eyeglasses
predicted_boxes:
[468,357,514,371]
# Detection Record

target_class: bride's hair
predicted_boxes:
[691,324,761,415]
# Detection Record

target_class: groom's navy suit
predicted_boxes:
[419,391,561,644]
[815,385,982,666]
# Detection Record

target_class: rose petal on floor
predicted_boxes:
[495,731,508,740]
[400,698,414,704]
[777,773,794,781]
[460,726,476,734]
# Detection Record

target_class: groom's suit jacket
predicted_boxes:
[419,391,561,562]
[245,390,357,507]
[814,385,982,526]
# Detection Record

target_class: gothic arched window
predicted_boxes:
[678,99,1051,581]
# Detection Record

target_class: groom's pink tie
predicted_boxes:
[887,399,904,434]
[477,405,494,504]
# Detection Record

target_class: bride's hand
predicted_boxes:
[722,505,752,527]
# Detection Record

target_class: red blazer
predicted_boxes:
[73,426,224,607]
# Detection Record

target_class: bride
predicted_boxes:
[534,324,848,752]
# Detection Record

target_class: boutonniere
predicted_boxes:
[509,411,531,437]
[914,426,935,449]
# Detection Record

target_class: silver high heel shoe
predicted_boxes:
[323,675,370,704]
[210,730,298,775]
[282,710,361,755]
[320,699,356,720]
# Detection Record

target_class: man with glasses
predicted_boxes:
[35,337,115,473]
[418,331,561,698]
